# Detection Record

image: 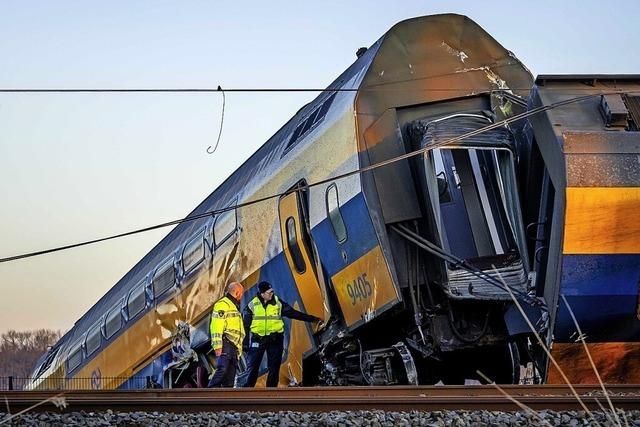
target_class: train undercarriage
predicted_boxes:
[307,295,541,386]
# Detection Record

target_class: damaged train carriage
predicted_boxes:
[319,15,538,384]
[521,75,640,384]
[28,14,546,389]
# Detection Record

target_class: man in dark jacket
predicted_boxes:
[241,281,321,387]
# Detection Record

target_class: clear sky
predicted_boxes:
[1,0,638,334]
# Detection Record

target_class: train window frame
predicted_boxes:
[204,217,216,254]
[104,300,124,340]
[325,183,348,243]
[214,199,238,249]
[432,149,453,204]
[126,281,147,320]
[285,216,306,274]
[182,230,206,275]
[152,257,176,299]
[85,321,102,357]
[66,340,84,373]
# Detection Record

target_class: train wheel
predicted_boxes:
[480,341,521,384]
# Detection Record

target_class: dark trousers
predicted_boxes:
[207,339,239,388]
[242,332,284,387]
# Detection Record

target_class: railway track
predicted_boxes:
[2,385,640,413]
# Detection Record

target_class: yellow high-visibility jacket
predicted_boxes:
[248,295,285,337]
[210,295,245,357]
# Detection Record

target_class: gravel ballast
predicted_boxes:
[1,410,639,426]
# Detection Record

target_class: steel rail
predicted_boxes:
[2,385,639,413]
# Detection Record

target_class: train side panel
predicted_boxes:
[55,62,401,387]
[525,75,640,383]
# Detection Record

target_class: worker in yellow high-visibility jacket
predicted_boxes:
[241,281,320,387]
[207,282,245,387]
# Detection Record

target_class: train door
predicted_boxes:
[415,114,528,300]
[278,183,329,327]
[433,147,516,261]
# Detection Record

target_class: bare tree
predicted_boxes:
[0,329,61,382]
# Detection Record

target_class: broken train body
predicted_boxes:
[28,14,640,389]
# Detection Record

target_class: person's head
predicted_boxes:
[227,282,244,300]
[257,281,274,302]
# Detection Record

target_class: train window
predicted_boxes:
[285,92,337,152]
[316,92,337,122]
[285,216,306,273]
[104,304,123,339]
[300,109,319,135]
[182,232,205,274]
[127,282,146,319]
[36,348,59,378]
[66,342,83,372]
[153,259,176,298]
[214,204,237,248]
[85,324,101,356]
[326,184,347,243]
[289,122,305,147]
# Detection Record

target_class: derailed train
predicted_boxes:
[27,14,640,389]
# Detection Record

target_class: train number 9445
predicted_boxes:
[346,273,372,306]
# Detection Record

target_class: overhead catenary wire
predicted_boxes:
[0,89,638,264]
[0,83,637,93]
[1,88,358,93]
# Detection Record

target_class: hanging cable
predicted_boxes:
[0,89,635,264]
[206,86,225,154]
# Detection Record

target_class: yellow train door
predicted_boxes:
[278,184,330,329]
[275,184,330,383]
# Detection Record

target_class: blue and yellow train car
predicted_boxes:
[523,75,640,384]
[27,14,638,389]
